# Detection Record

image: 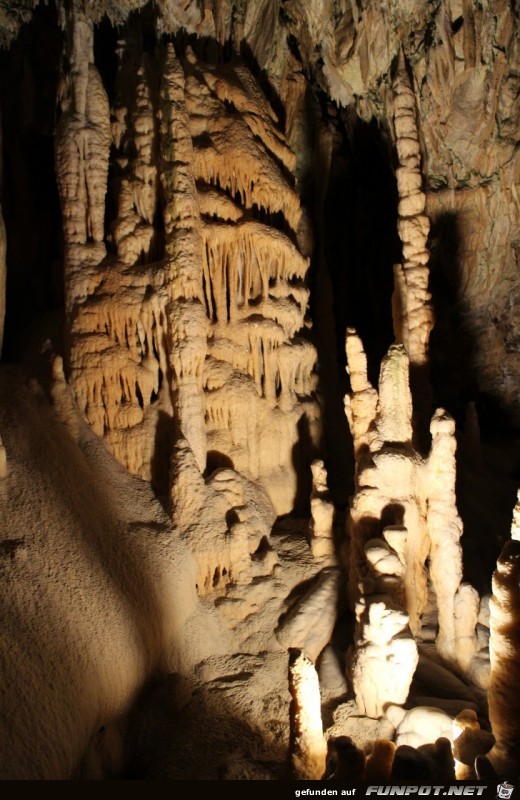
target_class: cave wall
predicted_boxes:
[0,0,518,783]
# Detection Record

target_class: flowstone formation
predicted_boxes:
[56,10,319,515]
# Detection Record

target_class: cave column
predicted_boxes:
[392,50,434,443]
[160,44,208,475]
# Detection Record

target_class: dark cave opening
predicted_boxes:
[0,2,64,363]
[309,105,402,506]
[323,109,401,390]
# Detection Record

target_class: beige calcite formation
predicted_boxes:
[190,53,320,512]
[390,704,454,750]
[56,25,318,515]
[350,598,419,719]
[309,459,336,564]
[468,595,491,690]
[487,536,520,775]
[0,0,518,782]
[275,568,340,662]
[511,489,520,541]
[161,45,208,474]
[452,708,495,780]
[364,739,397,781]
[0,369,233,780]
[345,331,480,713]
[391,51,434,382]
[55,7,110,302]
[288,648,327,780]
[244,0,519,424]
[0,432,6,480]
[170,436,278,596]
[428,409,479,669]
[419,3,520,424]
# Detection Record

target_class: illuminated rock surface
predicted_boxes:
[0,0,518,782]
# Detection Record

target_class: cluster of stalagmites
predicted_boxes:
[343,326,491,721]
[288,497,520,780]
[288,647,502,781]
[55,9,319,517]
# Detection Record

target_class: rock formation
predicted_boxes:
[344,329,481,714]
[487,536,520,776]
[309,459,336,564]
[288,648,328,780]
[0,0,518,784]
[54,20,319,515]
[392,49,434,436]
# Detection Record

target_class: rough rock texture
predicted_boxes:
[0,0,518,784]
[55,25,319,514]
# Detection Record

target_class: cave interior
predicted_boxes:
[0,0,519,783]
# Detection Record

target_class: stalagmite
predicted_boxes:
[345,330,479,713]
[345,339,429,635]
[325,736,366,781]
[364,739,396,781]
[309,459,336,564]
[288,649,327,780]
[350,599,418,719]
[511,489,520,541]
[427,409,478,670]
[0,433,6,480]
[343,328,380,460]
[487,536,520,776]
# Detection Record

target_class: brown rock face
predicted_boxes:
[0,0,518,784]
[53,23,319,513]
